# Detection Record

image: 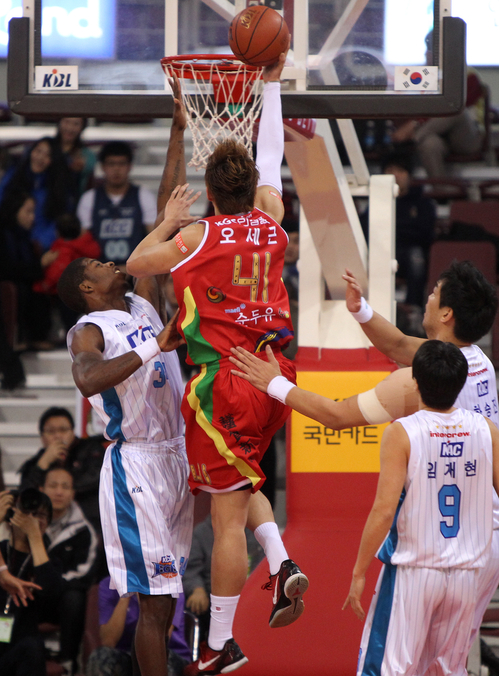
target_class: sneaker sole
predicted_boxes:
[269,573,309,628]
[221,656,249,673]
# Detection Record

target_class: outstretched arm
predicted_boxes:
[230,346,420,428]
[254,41,290,224]
[344,268,426,366]
[71,311,183,398]
[230,345,368,429]
[156,74,188,223]
[127,184,202,278]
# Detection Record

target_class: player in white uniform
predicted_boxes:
[59,259,193,676]
[229,260,499,663]
[342,340,499,676]
[56,78,196,676]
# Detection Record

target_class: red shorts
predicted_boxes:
[182,351,296,494]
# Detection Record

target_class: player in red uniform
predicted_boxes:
[127,44,308,675]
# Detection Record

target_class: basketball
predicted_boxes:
[228,5,289,68]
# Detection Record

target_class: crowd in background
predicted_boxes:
[0,59,497,671]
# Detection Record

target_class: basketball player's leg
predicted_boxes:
[466,529,499,655]
[210,488,252,599]
[135,593,176,676]
[181,488,251,676]
[420,568,477,676]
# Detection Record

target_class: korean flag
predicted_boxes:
[394,66,439,91]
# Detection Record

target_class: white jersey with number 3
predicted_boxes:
[67,292,184,443]
[457,344,499,426]
[389,408,493,569]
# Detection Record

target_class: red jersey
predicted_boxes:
[171,207,294,365]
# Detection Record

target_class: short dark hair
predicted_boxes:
[412,340,468,410]
[438,261,498,343]
[205,140,259,214]
[98,141,133,164]
[39,407,74,435]
[44,466,74,487]
[56,213,81,240]
[57,257,88,315]
[17,488,53,524]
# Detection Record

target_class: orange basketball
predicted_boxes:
[228,5,289,68]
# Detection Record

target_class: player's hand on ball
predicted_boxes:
[229,344,282,392]
[343,268,363,313]
[262,35,291,83]
[342,574,366,620]
[157,309,185,352]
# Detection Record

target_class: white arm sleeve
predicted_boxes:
[256,81,283,194]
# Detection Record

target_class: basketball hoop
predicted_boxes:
[161,55,263,169]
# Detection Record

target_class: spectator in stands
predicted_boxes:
[0,137,75,251]
[33,213,100,336]
[0,489,48,606]
[19,406,105,535]
[86,576,190,676]
[0,190,59,351]
[391,32,486,177]
[0,487,63,676]
[41,467,98,676]
[77,141,157,269]
[54,117,96,200]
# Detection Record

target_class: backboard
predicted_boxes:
[7,0,466,120]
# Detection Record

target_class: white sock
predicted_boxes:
[254,522,288,575]
[208,594,240,651]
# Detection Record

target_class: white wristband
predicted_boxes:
[133,338,161,365]
[0,565,7,574]
[350,297,373,324]
[267,375,296,404]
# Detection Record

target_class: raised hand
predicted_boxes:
[165,183,202,231]
[0,490,14,523]
[10,509,42,541]
[38,440,68,470]
[170,73,188,132]
[229,345,282,392]
[342,268,363,313]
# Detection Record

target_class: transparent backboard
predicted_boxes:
[7,0,466,119]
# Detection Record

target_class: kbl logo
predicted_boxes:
[35,65,78,90]
[131,486,143,494]
[477,380,489,397]
[42,69,74,88]
[440,441,464,458]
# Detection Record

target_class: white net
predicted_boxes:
[162,57,264,170]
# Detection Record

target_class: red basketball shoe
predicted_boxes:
[262,558,309,628]
[183,638,248,675]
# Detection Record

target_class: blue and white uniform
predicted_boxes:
[67,292,193,597]
[357,407,493,676]
[455,344,499,659]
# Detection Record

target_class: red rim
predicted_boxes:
[161,54,261,77]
